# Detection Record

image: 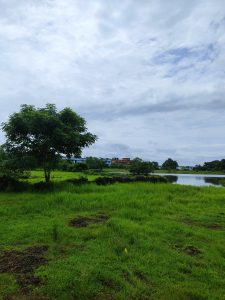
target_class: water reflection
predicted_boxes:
[164,175,178,183]
[204,177,225,186]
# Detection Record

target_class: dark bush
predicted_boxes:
[95,177,115,185]
[66,177,89,185]
[73,163,89,171]
[0,175,28,192]
[32,181,54,191]
[134,175,168,183]
[113,176,134,183]
[134,175,147,182]
[95,175,168,185]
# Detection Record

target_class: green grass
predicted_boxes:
[0,180,225,299]
[103,168,128,173]
[28,170,99,183]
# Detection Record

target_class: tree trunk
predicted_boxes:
[44,167,51,183]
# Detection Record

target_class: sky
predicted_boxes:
[0,0,225,165]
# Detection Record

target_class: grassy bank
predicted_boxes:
[0,181,225,299]
[28,169,225,185]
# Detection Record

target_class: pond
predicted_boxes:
[155,173,225,187]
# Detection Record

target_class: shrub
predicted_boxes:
[113,176,134,183]
[95,175,168,185]
[0,175,28,192]
[66,177,89,185]
[95,177,115,185]
[73,163,89,171]
[32,181,54,191]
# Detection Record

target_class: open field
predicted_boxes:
[0,179,225,299]
[28,170,99,183]
[28,169,129,184]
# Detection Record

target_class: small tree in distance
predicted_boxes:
[86,157,106,171]
[129,158,154,175]
[1,104,97,183]
[162,158,178,170]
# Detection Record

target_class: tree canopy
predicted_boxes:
[129,158,154,175]
[1,104,97,182]
[193,159,225,172]
[161,158,178,170]
[85,157,106,170]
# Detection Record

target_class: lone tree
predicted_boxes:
[129,158,154,175]
[162,158,178,170]
[1,104,97,182]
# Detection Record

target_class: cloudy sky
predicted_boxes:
[0,0,225,165]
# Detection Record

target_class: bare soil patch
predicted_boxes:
[69,213,109,228]
[183,245,202,256]
[183,218,223,231]
[0,245,48,294]
[173,244,202,256]
[134,270,147,282]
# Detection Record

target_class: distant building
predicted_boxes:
[112,157,131,166]
[120,158,131,165]
[61,156,112,166]
[61,156,86,164]
[112,157,119,164]
[101,158,112,166]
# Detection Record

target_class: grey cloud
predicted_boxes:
[80,94,225,121]
[0,0,225,164]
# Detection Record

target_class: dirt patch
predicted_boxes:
[173,244,202,257]
[134,270,147,282]
[0,245,48,294]
[183,245,202,256]
[180,267,192,275]
[69,213,109,228]
[204,223,223,230]
[183,218,223,231]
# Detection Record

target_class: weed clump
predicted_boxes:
[52,224,59,242]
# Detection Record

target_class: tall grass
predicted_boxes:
[0,182,225,299]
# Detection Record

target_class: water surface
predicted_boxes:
[155,173,225,187]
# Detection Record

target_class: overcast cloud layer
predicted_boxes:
[0,0,225,165]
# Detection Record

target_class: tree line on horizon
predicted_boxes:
[0,104,224,183]
[193,159,225,172]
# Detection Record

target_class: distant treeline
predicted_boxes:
[194,159,225,172]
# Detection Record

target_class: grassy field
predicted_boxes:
[0,178,225,299]
[27,170,99,183]
[28,169,129,184]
